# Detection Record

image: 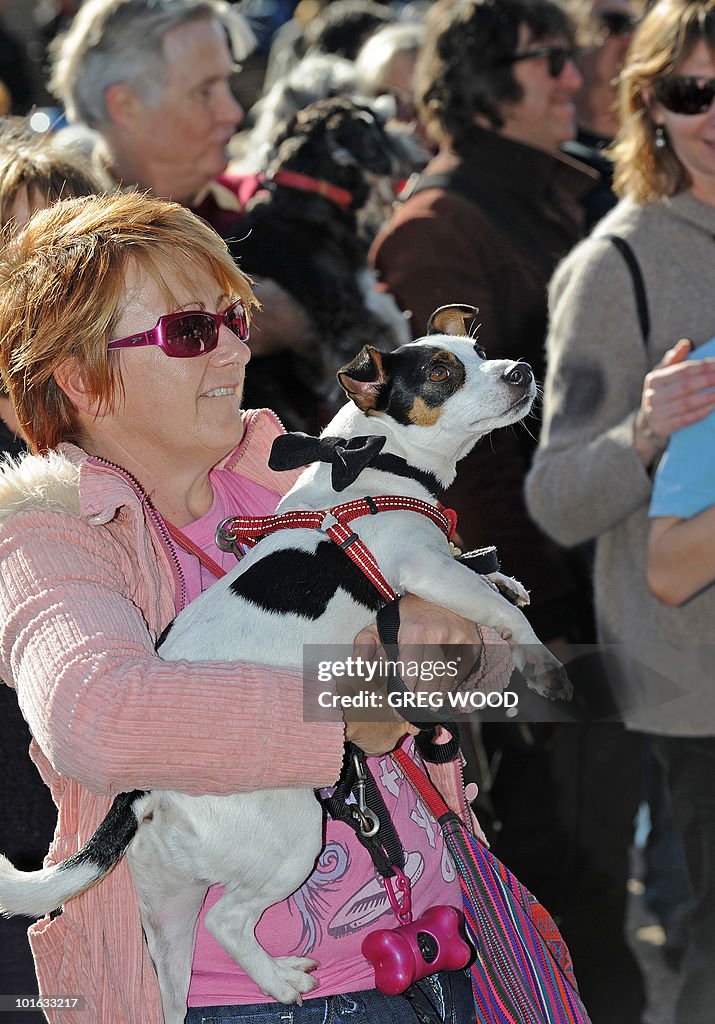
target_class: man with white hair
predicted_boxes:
[51,0,310,344]
[354,22,425,126]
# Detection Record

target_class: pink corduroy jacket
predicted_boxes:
[0,408,496,1024]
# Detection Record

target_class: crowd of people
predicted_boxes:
[0,0,714,1023]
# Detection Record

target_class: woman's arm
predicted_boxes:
[528,239,715,549]
[648,510,715,606]
[526,237,659,547]
[1,508,506,795]
[0,509,345,798]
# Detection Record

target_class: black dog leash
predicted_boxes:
[320,743,404,876]
[320,743,414,925]
[376,599,445,731]
[322,744,462,1023]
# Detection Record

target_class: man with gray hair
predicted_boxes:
[51,0,252,211]
[51,0,311,351]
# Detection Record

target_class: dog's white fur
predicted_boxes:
[0,335,568,1024]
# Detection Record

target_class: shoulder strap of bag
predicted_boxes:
[603,234,650,346]
[393,746,591,1024]
[405,171,555,279]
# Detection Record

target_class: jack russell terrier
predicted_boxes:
[0,304,570,1024]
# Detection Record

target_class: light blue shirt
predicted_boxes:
[650,336,715,520]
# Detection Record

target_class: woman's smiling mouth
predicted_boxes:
[201,387,237,398]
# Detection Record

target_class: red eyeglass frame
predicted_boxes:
[107,299,249,358]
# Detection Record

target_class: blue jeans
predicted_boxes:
[184,969,474,1023]
[642,737,691,947]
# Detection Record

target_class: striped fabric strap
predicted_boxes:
[320,515,397,602]
[392,748,590,1024]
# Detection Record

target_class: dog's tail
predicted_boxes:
[0,789,148,918]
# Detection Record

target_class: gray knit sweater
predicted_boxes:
[526,191,715,736]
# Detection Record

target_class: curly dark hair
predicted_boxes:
[305,0,393,60]
[416,0,575,146]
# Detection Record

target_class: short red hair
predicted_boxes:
[0,190,256,453]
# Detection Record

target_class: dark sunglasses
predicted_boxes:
[505,46,576,78]
[107,299,249,358]
[598,11,637,37]
[653,75,715,116]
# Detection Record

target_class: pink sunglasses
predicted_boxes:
[107,299,249,358]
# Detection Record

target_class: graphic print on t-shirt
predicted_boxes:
[286,749,457,955]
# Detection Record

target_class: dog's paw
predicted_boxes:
[522,653,573,702]
[510,645,526,672]
[486,572,530,607]
[262,956,319,1004]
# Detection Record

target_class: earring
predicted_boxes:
[655,125,667,148]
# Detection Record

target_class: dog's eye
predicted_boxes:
[428,364,450,383]
[475,346,487,360]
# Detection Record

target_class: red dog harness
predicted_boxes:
[216,495,458,603]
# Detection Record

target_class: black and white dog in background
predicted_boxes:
[0,306,570,1024]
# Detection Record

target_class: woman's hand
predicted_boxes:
[353,593,483,690]
[635,338,715,464]
[342,595,484,755]
[343,717,420,756]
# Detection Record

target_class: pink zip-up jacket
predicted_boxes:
[0,408,497,1023]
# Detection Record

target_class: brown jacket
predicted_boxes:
[370,125,595,629]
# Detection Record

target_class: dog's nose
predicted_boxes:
[503,362,533,387]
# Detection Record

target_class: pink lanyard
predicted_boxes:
[164,519,227,581]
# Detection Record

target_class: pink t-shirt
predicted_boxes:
[173,467,281,603]
[170,470,462,1007]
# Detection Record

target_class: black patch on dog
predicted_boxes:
[229,541,384,618]
[59,790,147,875]
[155,619,174,651]
[553,362,606,424]
[368,345,466,426]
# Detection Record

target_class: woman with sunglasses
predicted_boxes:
[0,190,498,1024]
[527,2,715,1021]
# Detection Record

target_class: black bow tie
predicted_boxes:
[269,432,387,491]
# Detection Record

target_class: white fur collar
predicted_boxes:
[0,450,80,525]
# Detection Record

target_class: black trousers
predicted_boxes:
[652,735,715,1024]
[473,721,646,1024]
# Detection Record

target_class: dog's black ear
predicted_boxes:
[338,346,389,412]
[428,304,479,337]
